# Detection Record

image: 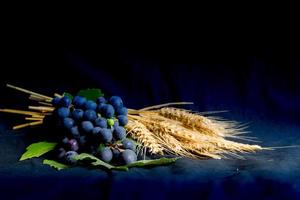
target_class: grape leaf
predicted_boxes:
[63,92,73,101]
[126,157,179,168]
[43,159,69,170]
[74,153,179,171]
[97,144,106,152]
[77,89,104,101]
[19,142,57,161]
[74,153,128,171]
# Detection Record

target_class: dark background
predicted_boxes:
[0,26,300,199]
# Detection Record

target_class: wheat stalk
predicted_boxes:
[128,106,263,159]
[158,107,231,137]
[126,120,164,155]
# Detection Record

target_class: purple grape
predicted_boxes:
[70,126,80,138]
[68,139,79,151]
[94,117,107,128]
[79,136,87,146]
[72,109,84,121]
[60,96,72,107]
[116,106,128,115]
[51,97,61,107]
[99,147,113,163]
[113,126,126,140]
[85,100,97,110]
[122,138,136,151]
[81,121,94,133]
[97,97,106,104]
[97,103,106,113]
[83,110,97,121]
[99,128,113,143]
[121,149,137,165]
[63,117,75,129]
[109,96,123,109]
[101,104,115,118]
[62,137,69,144]
[117,115,128,126]
[73,96,87,107]
[57,107,70,118]
[92,127,102,136]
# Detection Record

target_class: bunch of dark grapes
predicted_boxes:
[50,95,137,165]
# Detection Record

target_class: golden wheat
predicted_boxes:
[126,120,164,155]
[127,106,263,159]
[158,107,232,137]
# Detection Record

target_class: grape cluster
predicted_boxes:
[50,95,137,165]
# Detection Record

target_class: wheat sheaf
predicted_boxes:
[0,85,263,160]
[127,103,262,159]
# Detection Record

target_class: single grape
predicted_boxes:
[79,135,87,146]
[68,139,79,151]
[113,120,119,128]
[121,149,137,164]
[107,118,114,127]
[113,126,126,140]
[92,127,102,136]
[97,103,106,113]
[122,138,136,151]
[73,96,87,107]
[70,126,80,138]
[51,97,61,107]
[59,96,72,107]
[65,151,78,164]
[62,137,69,144]
[101,104,115,118]
[116,106,128,115]
[97,96,106,104]
[99,147,113,163]
[99,128,113,143]
[72,109,84,121]
[57,147,66,159]
[63,117,75,129]
[109,96,123,109]
[83,110,97,121]
[57,107,70,118]
[81,121,94,133]
[94,117,107,128]
[117,115,128,126]
[85,100,97,110]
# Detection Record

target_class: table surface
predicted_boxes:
[1,113,300,200]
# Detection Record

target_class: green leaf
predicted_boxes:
[63,92,73,101]
[77,89,104,101]
[126,157,179,168]
[74,153,128,171]
[19,142,57,161]
[97,144,105,152]
[74,153,179,171]
[43,159,70,170]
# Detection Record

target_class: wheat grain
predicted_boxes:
[158,107,246,137]
[126,120,164,155]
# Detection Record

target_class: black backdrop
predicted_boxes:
[0,31,300,199]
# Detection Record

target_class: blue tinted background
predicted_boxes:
[0,40,300,199]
